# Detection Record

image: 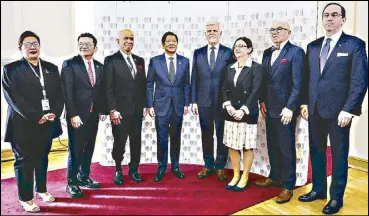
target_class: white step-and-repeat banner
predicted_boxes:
[94,1,317,186]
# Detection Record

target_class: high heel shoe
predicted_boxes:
[233,181,250,192]
[36,192,55,203]
[19,200,40,212]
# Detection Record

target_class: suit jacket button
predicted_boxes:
[238,101,241,103]
[244,91,247,93]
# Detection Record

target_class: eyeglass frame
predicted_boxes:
[78,42,95,48]
[22,42,40,48]
[233,44,248,49]
[269,27,291,34]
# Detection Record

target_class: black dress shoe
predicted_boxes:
[197,168,215,179]
[154,171,165,182]
[129,170,142,183]
[66,184,84,198]
[77,176,100,188]
[171,168,185,179]
[114,171,124,185]
[322,200,343,215]
[298,191,327,202]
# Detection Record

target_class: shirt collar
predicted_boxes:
[208,43,220,51]
[81,55,94,65]
[165,52,177,61]
[120,50,132,60]
[230,58,253,68]
[274,40,289,51]
[324,30,343,43]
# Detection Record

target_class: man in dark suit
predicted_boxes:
[147,31,191,182]
[298,3,368,215]
[104,29,147,185]
[2,31,64,212]
[255,20,305,204]
[61,33,106,198]
[191,20,232,181]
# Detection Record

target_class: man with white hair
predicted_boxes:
[255,20,305,204]
[191,20,232,181]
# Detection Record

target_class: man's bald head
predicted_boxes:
[270,20,291,46]
[116,29,134,54]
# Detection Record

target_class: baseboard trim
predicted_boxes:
[348,156,368,172]
[1,139,68,162]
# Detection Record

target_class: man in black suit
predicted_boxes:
[61,33,106,198]
[104,29,147,185]
[2,31,64,212]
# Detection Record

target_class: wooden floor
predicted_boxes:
[1,148,368,215]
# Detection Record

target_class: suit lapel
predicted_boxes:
[236,66,251,87]
[93,59,102,85]
[271,42,291,78]
[20,58,44,88]
[76,55,95,87]
[174,55,183,85]
[321,33,347,76]
[159,54,171,83]
[116,52,134,81]
[212,45,225,72]
[201,47,212,72]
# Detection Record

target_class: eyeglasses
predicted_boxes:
[323,12,342,19]
[23,42,40,48]
[78,42,94,48]
[233,44,248,49]
[269,27,290,34]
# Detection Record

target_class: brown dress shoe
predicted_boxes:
[254,178,275,188]
[216,169,227,181]
[276,189,293,204]
[197,168,215,179]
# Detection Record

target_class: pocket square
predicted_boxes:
[280,58,288,64]
[137,65,143,69]
[337,52,348,57]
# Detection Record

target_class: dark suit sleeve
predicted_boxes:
[2,65,44,121]
[60,60,78,117]
[301,45,311,106]
[184,59,191,106]
[140,59,147,108]
[221,67,230,104]
[96,63,109,115]
[245,64,263,109]
[286,48,305,111]
[191,50,198,104]
[259,51,268,104]
[146,58,155,108]
[51,65,64,118]
[343,40,368,113]
[103,57,117,112]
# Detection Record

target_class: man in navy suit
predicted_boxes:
[298,3,368,215]
[191,21,232,181]
[147,31,191,182]
[255,21,305,204]
[61,33,106,198]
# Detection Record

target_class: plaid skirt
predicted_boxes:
[223,120,257,150]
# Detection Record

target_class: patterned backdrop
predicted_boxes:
[94,1,317,186]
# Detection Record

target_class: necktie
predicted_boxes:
[87,61,94,112]
[320,38,332,73]
[169,57,175,84]
[87,61,94,86]
[127,56,136,78]
[210,46,215,70]
[271,45,280,52]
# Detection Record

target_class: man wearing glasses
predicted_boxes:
[104,29,148,185]
[255,20,305,205]
[61,33,106,198]
[299,3,368,214]
[190,20,232,182]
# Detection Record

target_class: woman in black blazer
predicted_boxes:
[221,37,263,191]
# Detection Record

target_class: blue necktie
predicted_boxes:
[320,38,332,73]
[210,46,215,70]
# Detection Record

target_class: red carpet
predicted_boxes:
[1,148,331,215]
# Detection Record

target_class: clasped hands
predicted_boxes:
[38,113,56,124]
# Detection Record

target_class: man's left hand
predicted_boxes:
[280,107,293,125]
[338,111,353,127]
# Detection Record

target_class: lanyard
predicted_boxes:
[28,60,47,99]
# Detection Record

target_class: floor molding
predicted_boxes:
[1,139,68,162]
[348,156,368,172]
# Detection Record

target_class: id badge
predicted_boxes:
[41,99,50,111]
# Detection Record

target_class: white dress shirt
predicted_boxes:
[165,53,177,74]
[271,40,289,65]
[82,57,96,84]
[320,30,343,58]
[120,50,137,75]
[207,43,220,66]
